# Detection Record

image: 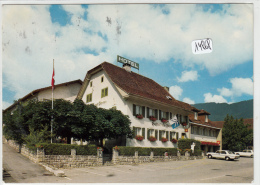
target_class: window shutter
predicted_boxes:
[159,130,162,141]
[180,115,182,123]
[142,106,145,117]
[105,88,108,96]
[166,131,169,140]
[155,130,158,140]
[101,89,104,98]
[159,110,162,120]
[133,127,136,137]
[170,132,172,140]
[147,107,150,118]
[166,112,169,120]
[170,112,172,119]
[176,132,179,140]
[155,109,158,119]
[147,129,150,139]
[133,104,136,116]
[142,128,145,138]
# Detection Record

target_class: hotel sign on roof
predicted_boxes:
[117,55,139,70]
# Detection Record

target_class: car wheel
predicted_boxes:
[251,155,253,158]
[208,155,212,159]
[225,157,230,161]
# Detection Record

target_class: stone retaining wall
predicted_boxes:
[112,150,203,165]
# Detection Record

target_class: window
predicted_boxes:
[170,131,176,140]
[181,133,186,139]
[159,130,166,141]
[101,76,104,83]
[205,129,209,136]
[133,104,145,117]
[194,112,198,120]
[191,126,194,134]
[90,81,93,87]
[147,129,158,140]
[133,127,145,138]
[159,110,169,120]
[101,87,108,98]
[86,93,92,103]
[196,127,200,135]
[146,107,158,119]
[205,115,209,122]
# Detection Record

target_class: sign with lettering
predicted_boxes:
[117,55,139,70]
[191,38,213,54]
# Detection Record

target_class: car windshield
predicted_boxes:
[227,151,234,154]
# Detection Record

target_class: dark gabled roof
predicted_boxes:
[3,79,82,113]
[198,109,211,115]
[78,62,193,111]
[189,109,223,128]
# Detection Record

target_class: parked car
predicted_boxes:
[235,150,253,158]
[207,150,240,161]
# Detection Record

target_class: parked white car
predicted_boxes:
[207,150,240,161]
[235,150,254,158]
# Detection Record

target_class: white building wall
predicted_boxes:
[38,83,82,102]
[82,70,191,148]
[82,70,128,113]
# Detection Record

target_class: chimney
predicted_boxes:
[123,63,131,72]
[164,86,169,92]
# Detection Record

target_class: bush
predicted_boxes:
[178,139,201,150]
[33,143,97,155]
[113,146,177,156]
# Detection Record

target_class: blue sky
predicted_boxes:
[2,3,254,109]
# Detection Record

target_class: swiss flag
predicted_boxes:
[51,65,55,90]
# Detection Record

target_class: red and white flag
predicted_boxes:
[51,62,55,90]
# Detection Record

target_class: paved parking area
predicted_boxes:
[3,142,254,183]
[62,157,254,183]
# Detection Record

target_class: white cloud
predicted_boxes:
[169,85,183,100]
[177,70,198,82]
[2,4,253,103]
[217,87,233,97]
[204,93,227,103]
[183,97,195,104]
[230,77,253,96]
[217,77,253,98]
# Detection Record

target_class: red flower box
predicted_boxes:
[161,118,168,123]
[136,114,143,119]
[149,116,157,121]
[148,136,157,142]
[135,135,144,141]
[161,137,168,143]
[171,138,178,143]
[181,122,187,126]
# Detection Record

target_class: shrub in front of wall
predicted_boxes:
[177,139,201,151]
[114,146,177,156]
[36,143,97,155]
[192,149,202,156]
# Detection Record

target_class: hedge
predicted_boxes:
[28,143,97,155]
[178,139,202,156]
[114,146,177,156]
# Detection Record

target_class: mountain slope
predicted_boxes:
[192,99,253,121]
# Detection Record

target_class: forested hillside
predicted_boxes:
[192,99,253,121]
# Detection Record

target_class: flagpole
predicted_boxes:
[51,59,54,143]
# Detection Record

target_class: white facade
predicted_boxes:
[38,83,81,102]
[82,69,191,148]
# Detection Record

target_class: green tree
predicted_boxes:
[222,114,253,151]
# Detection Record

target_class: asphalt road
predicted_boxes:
[2,142,64,183]
[2,142,254,183]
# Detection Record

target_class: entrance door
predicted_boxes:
[181,133,186,139]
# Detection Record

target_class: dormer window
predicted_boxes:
[194,112,198,120]
[205,115,209,122]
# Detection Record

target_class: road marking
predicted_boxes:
[76,169,107,177]
[200,175,226,181]
[64,177,72,180]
